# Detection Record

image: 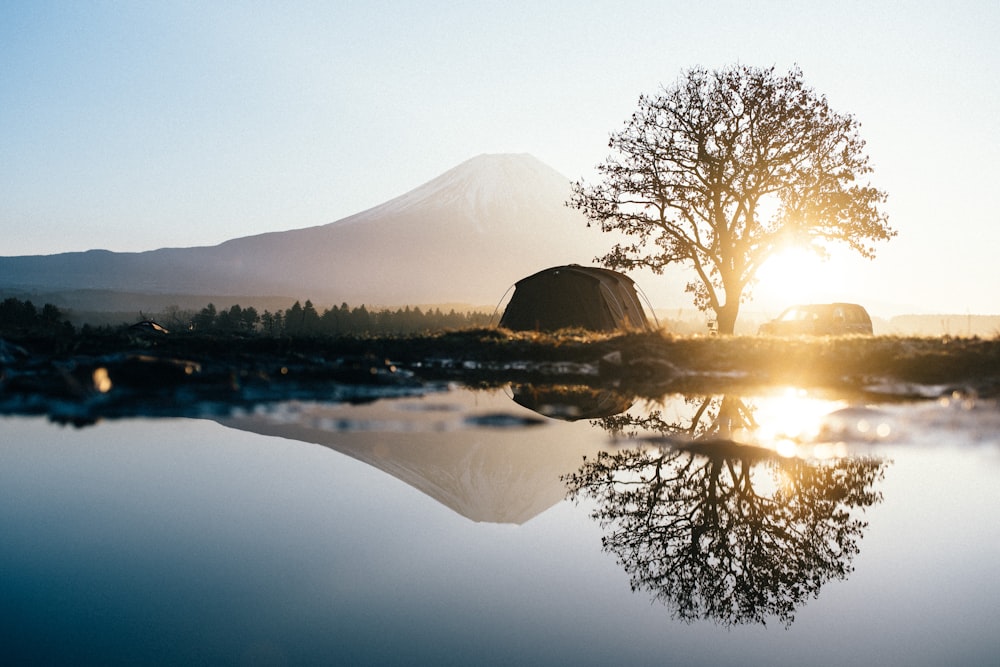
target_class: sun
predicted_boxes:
[754,247,843,309]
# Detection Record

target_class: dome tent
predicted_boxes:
[498,265,651,332]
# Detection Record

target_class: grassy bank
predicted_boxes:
[4,327,1000,399]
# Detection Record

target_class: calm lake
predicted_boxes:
[2,383,998,666]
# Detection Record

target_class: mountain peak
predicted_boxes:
[370,153,573,224]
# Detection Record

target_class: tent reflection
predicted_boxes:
[510,383,634,421]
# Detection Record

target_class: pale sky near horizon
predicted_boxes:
[2,1,998,315]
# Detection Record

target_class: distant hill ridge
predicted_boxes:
[0,154,614,307]
[886,314,1000,337]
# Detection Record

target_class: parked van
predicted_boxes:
[758,303,873,336]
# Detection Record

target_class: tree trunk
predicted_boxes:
[716,302,740,335]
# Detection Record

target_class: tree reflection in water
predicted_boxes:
[564,394,887,627]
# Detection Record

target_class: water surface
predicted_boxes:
[2,386,998,666]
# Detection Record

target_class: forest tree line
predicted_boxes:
[0,296,493,337]
[184,300,493,336]
[0,297,72,334]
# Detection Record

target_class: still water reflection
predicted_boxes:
[2,385,999,665]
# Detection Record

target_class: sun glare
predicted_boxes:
[755,248,843,309]
[749,388,850,458]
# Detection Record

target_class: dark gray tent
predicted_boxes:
[498,265,651,332]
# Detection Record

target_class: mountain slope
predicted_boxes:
[0,154,615,306]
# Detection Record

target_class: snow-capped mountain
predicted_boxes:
[0,154,617,307]
[369,152,578,230]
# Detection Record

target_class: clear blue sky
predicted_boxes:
[2,1,998,314]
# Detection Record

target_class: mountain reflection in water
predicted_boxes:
[218,389,614,525]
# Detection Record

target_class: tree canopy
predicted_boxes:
[570,64,895,334]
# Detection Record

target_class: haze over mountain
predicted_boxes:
[0,154,619,307]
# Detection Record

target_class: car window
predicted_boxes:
[784,307,821,321]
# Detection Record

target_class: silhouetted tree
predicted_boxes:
[327,304,346,335]
[260,310,285,336]
[301,300,320,334]
[208,304,259,333]
[40,303,62,325]
[260,310,276,335]
[240,305,260,332]
[193,303,217,331]
[352,304,371,334]
[566,446,885,626]
[214,305,238,332]
[0,298,72,334]
[284,301,304,335]
[570,65,895,334]
[567,396,887,626]
[0,297,38,329]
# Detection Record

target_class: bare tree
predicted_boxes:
[570,65,895,334]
